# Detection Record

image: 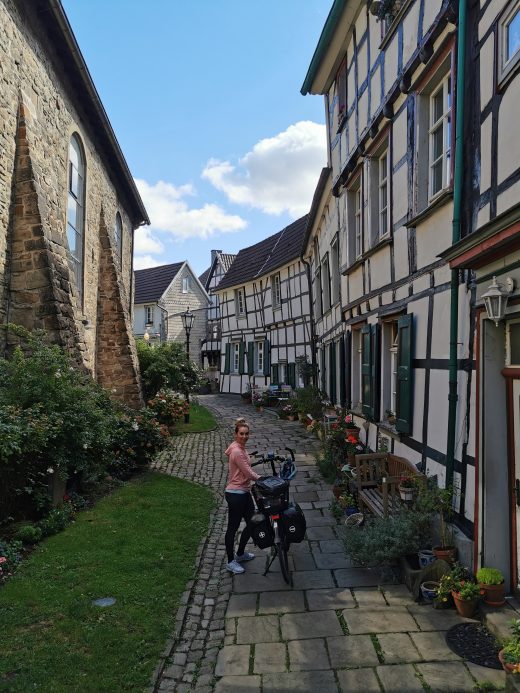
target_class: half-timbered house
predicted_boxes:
[301,0,475,563]
[215,216,313,394]
[439,0,520,590]
[199,250,236,382]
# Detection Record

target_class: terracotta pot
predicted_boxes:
[345,426,360,441]
[451,591,478,618]
[433,546,458,563]
[332,485,344,499]
[498,649,520,673]
[479,581,506,607]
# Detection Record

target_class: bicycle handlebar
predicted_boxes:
[250,448,295,476]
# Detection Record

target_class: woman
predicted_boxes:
[224,419,260,574]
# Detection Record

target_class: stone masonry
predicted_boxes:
[150,395,507,692]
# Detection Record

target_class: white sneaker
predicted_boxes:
[235,551,255,563]
[226,559,245,574]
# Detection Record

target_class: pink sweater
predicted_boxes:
[225,441,260,492]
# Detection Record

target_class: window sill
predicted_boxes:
[405,189,453,228]
[377,421,402,440]
[340,235,393,276]
[378,0,413,51]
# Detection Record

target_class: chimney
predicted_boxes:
[211,249,222,263]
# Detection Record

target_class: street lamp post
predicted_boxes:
[181,307,195,424]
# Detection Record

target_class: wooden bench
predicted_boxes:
[353,453,426,518]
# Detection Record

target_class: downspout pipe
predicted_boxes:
[301,257,318,386]
[446,0,467,487]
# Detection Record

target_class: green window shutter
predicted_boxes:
[247,342,254,375]
[396,313,414,434]
[361,325,373,418]
[344,331,352,409]
[320,349,326,393]
[339,335,346,407]
[329,342,337,404]
[271,364,279,385]
[224,343,231,375]
[371,324,381,422]
[263,339,270,375]
[287,363,296,388]
[238,341,245,375]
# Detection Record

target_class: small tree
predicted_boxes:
[136,340,201,399]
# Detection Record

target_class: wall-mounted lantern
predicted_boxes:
[482,276,515,326]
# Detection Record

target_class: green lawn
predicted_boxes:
[175,401,217,434]
[0,472,215,692]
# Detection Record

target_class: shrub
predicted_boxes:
[455,582,481,601]
[109,407,169,480]
[476,567,504,585]
[294,386,325,420]
[13,523,43,545]
[0,539,23,580]
[136,340,201,399]
[147,389,189,427]
[39,503,75,537]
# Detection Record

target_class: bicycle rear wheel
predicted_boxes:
[276,532,291,585]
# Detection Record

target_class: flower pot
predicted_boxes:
[345,426,360,441]
[479,581,506,607]
[498,648,520,674]
[332,485,344,499]
[452,591,479,618]
[433,546,458,563]
[418,549,436,569]
[420,581,439,602]
[399,485,415,502]
[345,506,359,516]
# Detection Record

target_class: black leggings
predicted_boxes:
[225,492,255,563]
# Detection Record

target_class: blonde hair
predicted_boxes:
[234,417,249,433]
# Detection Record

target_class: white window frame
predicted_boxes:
[232,342,240,373]
[331,237,340,305]
[315,265,323,319]
[498,0,520,85]
[67,134,85,302]
[182,276,190,293]
[382,321,399,417]
[145,305,154,325]
[255,340,264,374]
[355,186,362,258]
[506,318,520,366]
[114,212,123,265]
[378,151,389,239]
[235,288,245,317]
[272,273,281,309]
[428,73,452,201]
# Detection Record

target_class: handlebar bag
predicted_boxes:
[280,502,306,543]
[254,476,289,498]
[248,513,275,549]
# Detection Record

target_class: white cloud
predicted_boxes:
[133,255,162,270]
[135,178,247,240]
[202,121,326,218]
[134,227,164,255]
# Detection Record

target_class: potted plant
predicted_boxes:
[499,619,520,673]
[398,474,416,502]
[338,492,358,516]
[252,390,266,411]
[432,486,458,563]
[451,581,482,618]
[434,573,455,609]
[385,409,397,426]
[476,567,506,606]
[417,548,436,568]
[420,580,439,603]
[281,402,298,421]
[344,413,361,440]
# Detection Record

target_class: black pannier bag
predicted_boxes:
[280,503,306,543]
[248,513,275,549]
[254,476,289,497]
[252,476,290,515]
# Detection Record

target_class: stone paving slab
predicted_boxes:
[291,569,335,590]
[327,634,379,667]
[334,567,382,587]
[214,675,261,693]
[410,630,462,660]
[466,661,506,688]
[233,572,291,593]
[353,587,387,607]
[253,642,287,674]
[377,663,425,692]
[336,668,381,692]
[236,615,280,644]
[344,608,419,634]
[280,610,343,640]
[416,660,476,692]
[258,590,305,614]
[377,632,423,663]
[382,584,415,606]
[287,638,329,670]
[304,526,337,540]
[292,553,317,571]
[407,604,476,631]
[313,552,352,569]
[226,594,258,618]
[215,645,250,676]
[306,587,355,611]
[262,670,338,693]
[318,539,344,553]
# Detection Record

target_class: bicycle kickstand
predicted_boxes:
[263,546,278,577]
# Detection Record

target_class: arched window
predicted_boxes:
[67,134,85,301]
[114,211,123,264]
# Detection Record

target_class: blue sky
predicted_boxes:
[61,0,330,277]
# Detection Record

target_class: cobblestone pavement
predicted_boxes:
[151,395,506,693]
